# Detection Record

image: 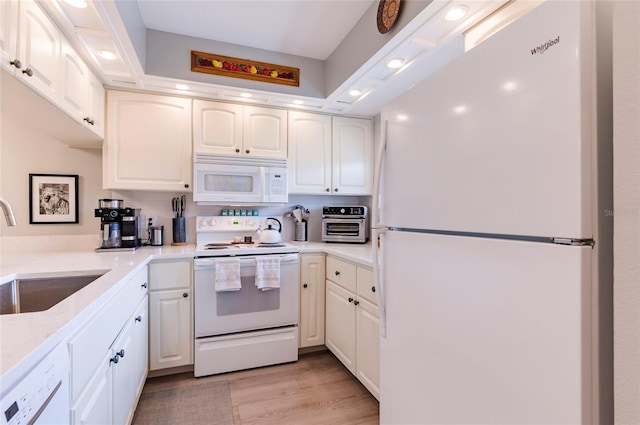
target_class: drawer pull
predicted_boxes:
[335,271,340,276]
[348,297,353,303]
[135,315,143,322]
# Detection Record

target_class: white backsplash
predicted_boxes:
[111,191,371,244]
[0,234,100,253]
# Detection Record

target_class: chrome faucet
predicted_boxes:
[0,197,17,226]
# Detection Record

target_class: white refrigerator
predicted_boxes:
[373,1,613,424]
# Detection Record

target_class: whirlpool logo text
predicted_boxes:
[531,36,560,55]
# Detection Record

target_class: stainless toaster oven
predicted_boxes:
[321,206,369,243]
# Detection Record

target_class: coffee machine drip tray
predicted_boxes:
[94,246,141,253]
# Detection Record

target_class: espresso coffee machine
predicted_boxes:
[95,199,143,251]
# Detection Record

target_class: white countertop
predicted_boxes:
[0,240,372,391]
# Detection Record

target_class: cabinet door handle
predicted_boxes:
[10,59,21,69]
[245,149,250,154]
[83,117,94,125]
[117,349,125,358]
[354,300,360,306]
[303,283,308,288]
[110,355,119,364]
[371,286,376,292]
[184,184,189,189]
[141,282,148,289]
[22,67,33,77]
[135,315,143,322]
[326,188,330,192]
[335,271,340,276]
[235,148,240,153]
[334,188,339,192]
[183,292,189,298]
[348,297,354,303]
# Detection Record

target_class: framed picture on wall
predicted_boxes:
[29,174,79,224]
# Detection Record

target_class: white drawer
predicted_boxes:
[149,260,192,291]
[326,256,356,293]
[356,267,377,305]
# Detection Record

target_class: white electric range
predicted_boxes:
[193,216,300,377]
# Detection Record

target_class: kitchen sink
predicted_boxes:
[0,273,105,315]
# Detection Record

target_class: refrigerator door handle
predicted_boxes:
[372,227,387,338]
[371,120,388,230]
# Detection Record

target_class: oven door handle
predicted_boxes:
[194,253,298,269]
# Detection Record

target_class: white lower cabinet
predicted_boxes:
[149,260,193,371]
[299,254,326,348]
[325,257,379,400]
[69,267,148,425]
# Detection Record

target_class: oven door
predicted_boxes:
[322,218,366,242]
[193,163,267,204]
[194,253,299,337]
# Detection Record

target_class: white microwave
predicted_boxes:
[193,156,288,205]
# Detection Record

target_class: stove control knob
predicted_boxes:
[340,208,346,214]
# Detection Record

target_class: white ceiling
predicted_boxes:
[135,0,375,60]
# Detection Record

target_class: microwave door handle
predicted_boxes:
[260,167,268,203]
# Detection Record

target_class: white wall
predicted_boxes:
[613,1,640,423]
[0,71,110,240]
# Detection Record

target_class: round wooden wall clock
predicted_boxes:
[377,0,401,34]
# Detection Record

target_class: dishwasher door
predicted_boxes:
[1,343,70,425]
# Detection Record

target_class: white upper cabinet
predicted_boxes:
[0,0,18,74]
[243,105,287,158]
[288,111,332,194]
[193,101,243,155]
[1,0,104,142]
[105,90,192,191]
[288,112,373,195]
[193,100,287,159]
[17,0,60,103]
[332,116,373,195]
[59,40,104,138]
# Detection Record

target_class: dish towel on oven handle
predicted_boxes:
[255,257,280,291]
[214,258,242,292]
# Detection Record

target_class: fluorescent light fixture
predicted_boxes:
[349,89,362,97]
[386,58,405,69]
[98,50,117,60]
[240,93,253,98]
[445,6,468,21]
[293,100,304,105]
[176,84,189,90]
[62,0,87,8]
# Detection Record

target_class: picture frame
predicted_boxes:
[191,51,300,87]
[29,174,79,224]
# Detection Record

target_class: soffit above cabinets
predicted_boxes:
[40,0,522,117]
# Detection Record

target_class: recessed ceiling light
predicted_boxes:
[62,0,87,8]
[453,105,468,115]
[349,89,362,97]
[445,6,468,22]
[98,50,117,60]
[176,84,189,90]
[293,100,304,105]
[240,93,253,98]
[386,58,405,69]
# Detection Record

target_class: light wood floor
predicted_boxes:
[138,351,379,425]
